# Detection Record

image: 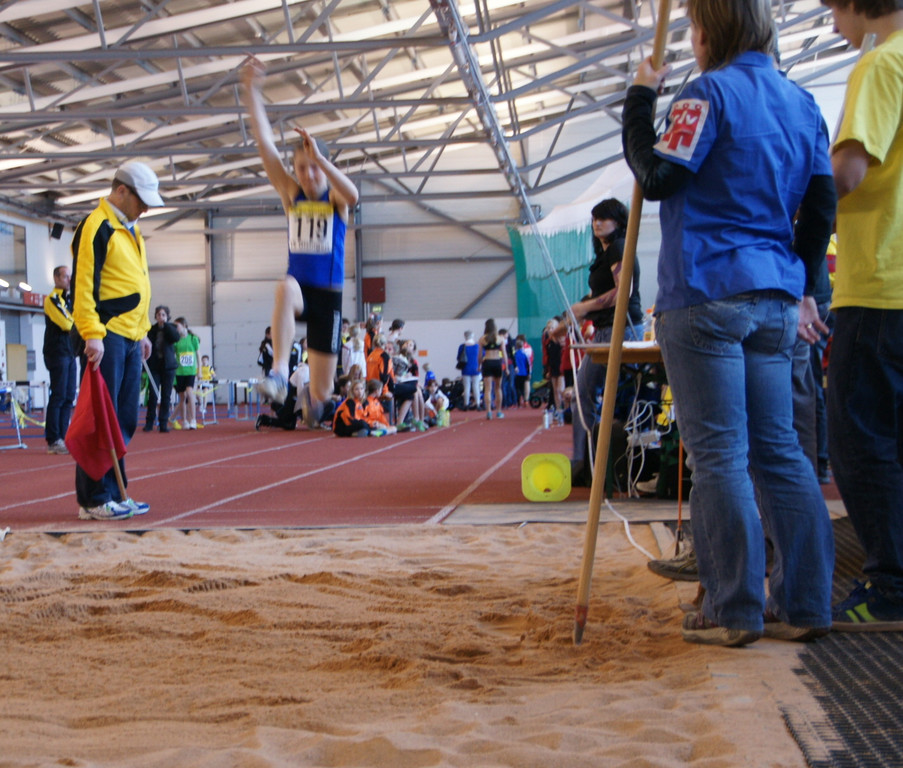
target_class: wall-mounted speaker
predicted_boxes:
[50,222,65,239]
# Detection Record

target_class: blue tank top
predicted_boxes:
[287,189,346,290]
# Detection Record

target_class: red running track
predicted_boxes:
[0,406,586,533]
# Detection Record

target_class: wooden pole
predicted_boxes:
[573,0,672,645]
[110,448,128,502]
[675,438,684,556]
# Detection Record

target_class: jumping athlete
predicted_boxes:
[240,56,359,426]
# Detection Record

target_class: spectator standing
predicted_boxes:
[568,198,642,486]
[257,326,273,377]
[542,317,565,414]
[342,324,366,382]
[387,318,405,345]
[335,317,350,379]
[43,265,77,454]
[822,0,903,630]
[197,354,216,424]
[173,316,200,430]
[364,313,381,356]
[499,328,518,407]
[457,330,481,409]
[479,318,506,420]
[514,337,531,407]
[144,305,179,433]
[70,161,162,520]
[622,0,836,645]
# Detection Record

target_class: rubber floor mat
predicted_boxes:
[782,517,903,768]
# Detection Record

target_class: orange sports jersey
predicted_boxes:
[364,395,390,428]
[366,348,394,396]
[333,397,369,436]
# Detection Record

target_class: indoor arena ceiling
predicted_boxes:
[0,0,855,229]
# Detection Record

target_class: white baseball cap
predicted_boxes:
[113,161,165,207]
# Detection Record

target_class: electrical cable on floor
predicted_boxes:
[605,498,656,561]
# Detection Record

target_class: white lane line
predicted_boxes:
[148,431,436,526]
[425,427,541,525]
[0,431,255,479]
[0,435,331,513]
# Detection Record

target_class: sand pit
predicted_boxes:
[0,523,816,767]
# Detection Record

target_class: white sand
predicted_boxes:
[0,523,816,767]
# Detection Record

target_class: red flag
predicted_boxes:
[65,365,127,481]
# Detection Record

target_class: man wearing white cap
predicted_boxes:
[70,161,164,520]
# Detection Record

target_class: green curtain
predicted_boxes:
[508,224,592,379]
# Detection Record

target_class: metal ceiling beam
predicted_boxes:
[0,99,474,123]
[8,0,313,53]
[0,38,452,64]
[429,0,537,223]
[0,0,847,241]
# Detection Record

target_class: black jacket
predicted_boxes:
[147,321,180,372]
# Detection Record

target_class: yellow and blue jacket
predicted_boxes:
[71,198,151,343]
[43,286,74,358]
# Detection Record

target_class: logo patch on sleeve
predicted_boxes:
[655,98,709,162]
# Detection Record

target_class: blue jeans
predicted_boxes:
[812,305,833,477]
[75,332,142,507]
[44,354,77,445]
[571,323,640,464]
[657,292,834,630]
[828,307,903,599]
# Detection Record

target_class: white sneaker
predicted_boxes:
[256,372,288,405]
[189,420,197,430]
[47,440,69,455]
[635,475,660,495]
[78,501,133,520]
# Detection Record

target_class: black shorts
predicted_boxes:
[174,374,195,393]
[481,359,503,379]
[294,282,342,356]
[394,380,419,404]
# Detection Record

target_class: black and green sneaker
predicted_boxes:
[832,581,903,632]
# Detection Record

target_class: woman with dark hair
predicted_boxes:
[569,198,643,485]
[479,318,506,420]
[144,305,179,433]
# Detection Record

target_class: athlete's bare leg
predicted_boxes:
[307,349,337,405]
[257,276,304,405]
[272,276,304,379]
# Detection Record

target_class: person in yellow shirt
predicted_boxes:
[197,354,216,424]
[70,161,163,521]
[822,0,903,630]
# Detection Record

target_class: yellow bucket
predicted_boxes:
[521,453,571,502]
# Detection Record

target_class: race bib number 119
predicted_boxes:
[289,201,334,255]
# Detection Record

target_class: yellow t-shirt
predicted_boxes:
[833,29,903,309]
